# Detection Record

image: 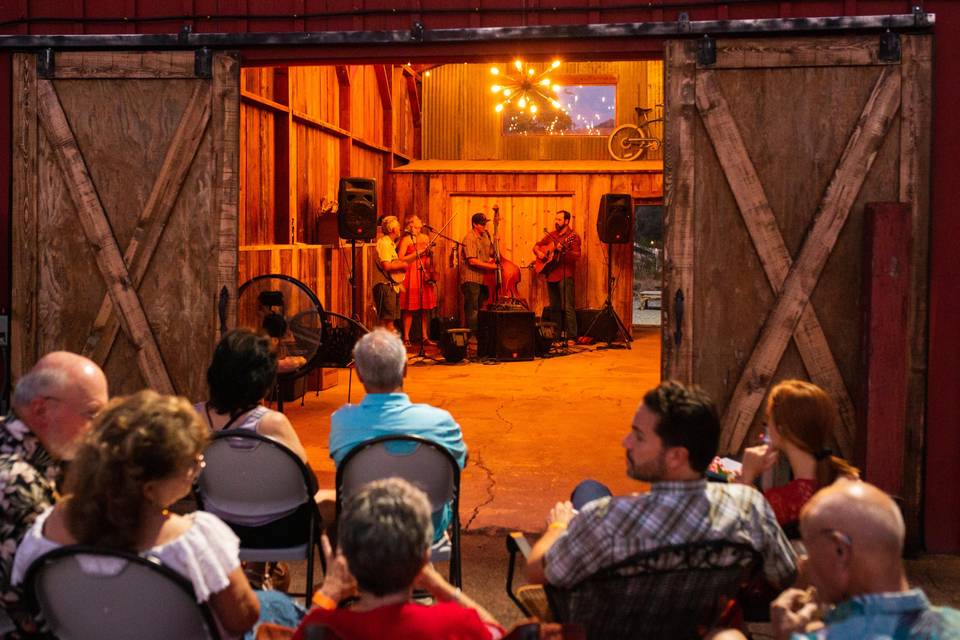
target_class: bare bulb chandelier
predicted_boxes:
[490,59,563,114]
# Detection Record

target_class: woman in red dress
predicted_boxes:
[398,216,437,346]
[738,380,859,531]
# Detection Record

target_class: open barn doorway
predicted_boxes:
[235,57,666,531]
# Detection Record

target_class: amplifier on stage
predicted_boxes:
[478,309,536,361]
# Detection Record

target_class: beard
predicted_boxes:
[626,450,668,482]
[555,221,567,232]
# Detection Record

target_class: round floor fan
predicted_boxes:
[236,274,368,380]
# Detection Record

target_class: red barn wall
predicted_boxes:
[2,0,959,551]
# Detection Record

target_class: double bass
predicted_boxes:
[481,205,523,307]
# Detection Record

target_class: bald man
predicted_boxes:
[771,479,960,639]
[0,352,108,634]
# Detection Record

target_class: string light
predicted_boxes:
[489,58,563,116]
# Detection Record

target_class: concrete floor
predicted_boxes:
[286,327,661,533]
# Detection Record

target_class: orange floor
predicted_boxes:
[285,327,661,532]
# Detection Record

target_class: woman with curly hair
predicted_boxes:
[11,390,268,638]
[738,379,859,530]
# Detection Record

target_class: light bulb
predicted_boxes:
[551,99,560,108]
[491,84,501,93]
[527,67,535,76]
[502,88,511,96]
[518,97,527,108]
[530,104,538,113]
[514,60,523,71]
[495,103,504,113]
[424,71,430,77]
[551,60,561,68]
[552,84,560,93]
[490,66,500,75]
[540,79,550,86]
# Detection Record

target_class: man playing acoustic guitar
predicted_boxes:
[533,210,582,346]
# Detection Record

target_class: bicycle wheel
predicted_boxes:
[607,124,647,161]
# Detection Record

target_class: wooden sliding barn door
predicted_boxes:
[662,35,931,463]
[12,51,240,400]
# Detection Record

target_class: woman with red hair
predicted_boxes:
[738,380,859,530]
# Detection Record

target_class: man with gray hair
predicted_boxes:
[771,479,960,639]
[1,351,108,634]
[293,478,501,639]
[329,328,466,541]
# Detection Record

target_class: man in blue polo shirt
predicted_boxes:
[772,479,960,639]
[329,328,467,542]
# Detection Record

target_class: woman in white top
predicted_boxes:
[12,390,261,638]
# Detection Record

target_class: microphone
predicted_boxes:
[422,223,434,231]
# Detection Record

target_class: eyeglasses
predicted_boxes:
[187,454,206,479]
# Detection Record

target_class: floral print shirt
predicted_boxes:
[0,415,59,636]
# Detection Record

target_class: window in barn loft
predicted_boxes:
[501,84,617,136]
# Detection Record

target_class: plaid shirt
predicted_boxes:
[460,230,494,285]
[0,416,60,635]
[544,479,797,590]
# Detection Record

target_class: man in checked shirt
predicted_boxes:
[526,380,797,594]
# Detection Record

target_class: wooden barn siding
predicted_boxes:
[1,0,960,551]
[237,64,418,325]
[423,61,663,161]
[389,170,662,324]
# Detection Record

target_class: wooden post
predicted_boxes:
[860,202,911,498]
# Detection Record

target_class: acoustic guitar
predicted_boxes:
[533,232,578,276]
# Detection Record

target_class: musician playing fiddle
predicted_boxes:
[398,215,438,346]
[460,212,498,333]
[533,210,582,345]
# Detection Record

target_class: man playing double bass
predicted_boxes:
[533,210,582,346]
[460,212,498,333]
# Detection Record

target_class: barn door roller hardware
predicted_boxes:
[697,35,716,66]
[879,30,901,62]
[36,48,54,78]
[194,47,213,78]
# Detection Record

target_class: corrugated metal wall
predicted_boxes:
[423,60,663,161]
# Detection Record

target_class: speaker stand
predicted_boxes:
[349,239,360,321]
[584,241,633,350]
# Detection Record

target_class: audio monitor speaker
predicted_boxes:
[597,193,632,244]
[440,329,470,364]
[478,310,536,361]
[576,308,619,343]
[337,177,378,240]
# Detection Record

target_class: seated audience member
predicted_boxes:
[293,478,503,640]
[772,479,960,639]
[329,328,467,541]
[737,380,859,529]
[9,391,303,639]
[197,328,308,462]
[526,380,797,595]
[197,328,321,591]
[0,351,108,635]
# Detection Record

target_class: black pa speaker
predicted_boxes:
[440,328,470,363]
[478,310,536,361]
[576,308,619,342]
[597,193,632,244]
[338,177,377,240]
